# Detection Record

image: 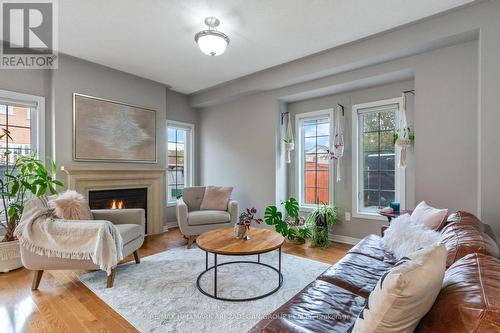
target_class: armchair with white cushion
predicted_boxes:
[176,186,238,248]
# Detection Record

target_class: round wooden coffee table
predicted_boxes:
[196,227,285,302]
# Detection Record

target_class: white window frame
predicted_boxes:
[352,98,405,221]
[166,120,194,206]
[0,105,14,115]
[0,89,45,160]
[295,109,334,210]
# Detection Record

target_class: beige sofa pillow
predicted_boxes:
[200,186,233,211]
[411,201,448,230]
[49,190,93,220]
[352,244,447,333]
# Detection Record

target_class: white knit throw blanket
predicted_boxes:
[14,196,123,275]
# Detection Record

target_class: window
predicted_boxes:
[352,98,404,218]
[167,121,194,204]
[0,90,44,178]
[296,110,333,208]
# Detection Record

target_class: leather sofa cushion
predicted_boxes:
[188,210,230,226]
[114,224,143,244]
[416,253,500,333]
[248,279,365,333]
[348,234,397,264]
[447,211,500,247]
[318,253,393,298]
[440,221,500,267]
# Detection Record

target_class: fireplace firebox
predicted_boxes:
[88,188,147,233]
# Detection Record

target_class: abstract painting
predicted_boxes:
[73,93,156,162]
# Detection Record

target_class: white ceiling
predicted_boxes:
[59,0,474,94]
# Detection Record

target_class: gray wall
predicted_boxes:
[199,40,479,239]
[287,81,415,238]
[51,55,167,171]
[0,54,197,228]
[194,0,500,237]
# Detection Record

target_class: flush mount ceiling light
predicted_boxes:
[194,17,230,56]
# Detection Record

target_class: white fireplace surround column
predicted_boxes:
[62,165,166,235]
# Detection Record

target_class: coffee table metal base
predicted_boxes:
[196,247,283,302]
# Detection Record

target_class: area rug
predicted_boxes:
[80,246,330,333]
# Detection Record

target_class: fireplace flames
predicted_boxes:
[110,199,125,209]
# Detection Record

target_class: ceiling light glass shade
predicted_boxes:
[195,30,229,56]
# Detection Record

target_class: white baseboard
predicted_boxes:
[164,221,179,231]
[328,234,361,245]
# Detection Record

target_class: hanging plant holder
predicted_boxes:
[395,93,415,168]
[327,104,345,182]
[283,112,294,164]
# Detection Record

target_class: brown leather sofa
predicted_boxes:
[249,211,500,333]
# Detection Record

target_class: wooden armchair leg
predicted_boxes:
[133,250,140,264]
[187,235,196,249]
[106,268,116,288]
[31,270,44,291]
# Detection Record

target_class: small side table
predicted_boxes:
[379,210,412,236]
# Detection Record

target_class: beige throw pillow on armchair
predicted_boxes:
[49,190,94,220]
[200,186,233,211]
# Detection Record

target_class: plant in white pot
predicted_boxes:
[393,126,415,168]
[283,137,294,164]
[0,150,63,272]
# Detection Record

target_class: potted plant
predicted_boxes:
[283,137,294,164]
[264,197,311,244]
[235,207,263,239]
[393,126,415,168]
[283,137,294,151]
[0,152,63,272]
[393,126,415,147]
[306,203,338,248]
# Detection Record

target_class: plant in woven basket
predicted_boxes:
[306,203,338,248]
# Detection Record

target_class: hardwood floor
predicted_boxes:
[0,228,351,333]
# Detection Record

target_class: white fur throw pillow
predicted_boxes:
[383,214,440,259]
[49,190,93,220]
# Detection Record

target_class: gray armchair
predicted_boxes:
[21,208,145,290]
[176,186,238,248]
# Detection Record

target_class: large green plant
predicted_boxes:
[264,198,311,243]
[0,153,64,242]
[306,204,338,248]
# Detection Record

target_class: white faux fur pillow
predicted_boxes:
[382,214,440,259]
[49,190,93,220]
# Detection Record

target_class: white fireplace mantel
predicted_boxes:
[61,165,166,235]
